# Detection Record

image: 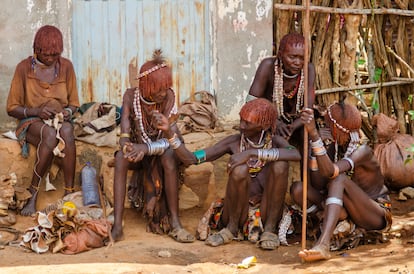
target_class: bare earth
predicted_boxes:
[1,128,414,273]
[1,188,414,274]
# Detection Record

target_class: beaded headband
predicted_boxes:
[136,63,167,79]
[327,103,350,134]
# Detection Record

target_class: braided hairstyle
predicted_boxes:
[33,25,63,55]
[325,98,362,149]
[240,98,278,133]
[138,49,172,100]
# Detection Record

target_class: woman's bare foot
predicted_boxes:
[298,244,331,262]
[111,225,124,242]
[20,191,38,216]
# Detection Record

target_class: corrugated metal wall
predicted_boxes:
[72,0,210,106]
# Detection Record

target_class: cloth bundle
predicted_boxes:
[372,113,414,189]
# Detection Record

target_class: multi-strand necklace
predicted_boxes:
[240,131,272,177]
[133,88,160,144]
[272,60,305,123]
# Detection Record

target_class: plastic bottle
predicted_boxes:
[81,162,101,207]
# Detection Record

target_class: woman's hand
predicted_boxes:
[151,110,170,132]
[276,122,292,139]
[63,108,72,121]
[300,108,317,134]
[37,105,58,120]
[227,150,252,173]
[123,142,147,162]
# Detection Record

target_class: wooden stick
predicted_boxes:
[386,46,414,75]
[274,3,414,17]
[301,0,311,254]
[315,79,414,95]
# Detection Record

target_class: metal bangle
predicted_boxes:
[329,164,340,179]
[23,107,28,118]
[257,148,279,161]
[147,138,169,155]
[168,133,182,150]
[119,133,131,138]
[343,157,354,171]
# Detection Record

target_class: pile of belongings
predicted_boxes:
[20,191,113,254]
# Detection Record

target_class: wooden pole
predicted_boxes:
[301,0,311,253]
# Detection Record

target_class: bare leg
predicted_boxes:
[21,122,57,216]
[161,150,194,243]
[111,150,129,241]
[205,164,250,247]
[161,150,181,230]
[222,164,250,235]
[261,161,289,232]
[59,122,76,195]
[299,175,345,262]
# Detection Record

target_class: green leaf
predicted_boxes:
[371,100,379,111]
[406,146,414,153]
[357,59,366,65]
[409,94,414,104]
[408,110,414,121]
[374,68,382,82]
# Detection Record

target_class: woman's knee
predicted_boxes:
[59,123,75,142]
[229,164,249,181]
[290,181,303,204]
[270,161,289,177]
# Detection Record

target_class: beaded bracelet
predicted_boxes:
[193,150,206,164]
[312,146,327,156]
[119,133,131,138]
[309,156,318,171]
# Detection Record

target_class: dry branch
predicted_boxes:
[274,3,414,16]
[316,80,414,95]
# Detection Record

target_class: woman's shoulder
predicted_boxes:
[260,56,277,66]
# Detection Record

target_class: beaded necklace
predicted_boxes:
[31,56,59,79]
[272,60,305,123]
[133,88,161,144]
[240,131,272,177]
[327,103,360,161]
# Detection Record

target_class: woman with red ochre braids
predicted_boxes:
[7,25,80,216]
[152,98,301,250]
[290,100,391,262]
[111,49,195,243]
[247,33,315,153]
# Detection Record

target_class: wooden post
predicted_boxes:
[301,0,311,254]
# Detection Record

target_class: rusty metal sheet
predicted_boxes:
[72,0,210,106]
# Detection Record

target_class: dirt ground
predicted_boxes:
[2,187,414,273]
[2,129,414,273]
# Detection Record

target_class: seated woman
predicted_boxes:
[290,101,392,262]
[6,25,80,216]
[152,98,301,250]
[111,49,194,243]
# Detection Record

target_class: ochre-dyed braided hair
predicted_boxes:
[325,99,362,146]
[138,49,172,100]
[33,25,63,55]
[240,98,277,132]
[276,32,304,61]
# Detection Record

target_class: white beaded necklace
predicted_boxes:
[133,88,153,144]
[244,130,265,149]
[272,60,305,123]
